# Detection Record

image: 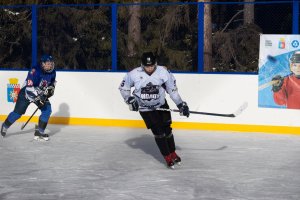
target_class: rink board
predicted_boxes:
[1,71,300,135]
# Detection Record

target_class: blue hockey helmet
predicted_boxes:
[40,54,55,73]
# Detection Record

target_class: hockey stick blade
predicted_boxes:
[21,124,26,130]
[156,102,248,118]
[232,101,248,117]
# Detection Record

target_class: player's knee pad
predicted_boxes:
[164,126,173,138]
[7,111,21,126]
[166,133,173,138]
[154,133,166,139]
[151,126,166,138]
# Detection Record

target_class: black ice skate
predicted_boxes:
[170,151,181,165]
[34,125,49,141]
[1,123,7,137]
[164,154,175,169]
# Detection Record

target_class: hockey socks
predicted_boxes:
[166,133,176,153]
[154,135,181,169]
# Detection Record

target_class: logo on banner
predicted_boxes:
[265,40,272,47]
[278,38,285,49]
[291,40,299,48]
[7,78,20,102]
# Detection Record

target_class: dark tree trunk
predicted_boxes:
[200,0,212,72]
[127,1,141,57]
[244,0,254,25]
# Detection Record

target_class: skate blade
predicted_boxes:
[34,136,49,141]
[175,161,181,166]
[168,165,175,169]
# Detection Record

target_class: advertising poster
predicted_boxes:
[258,34,300,109]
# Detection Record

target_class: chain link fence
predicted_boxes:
[0,1,297,73]
[0,6,31,69]
[38,5,112,70]
[118,3,198,71]
[211,2,293,72]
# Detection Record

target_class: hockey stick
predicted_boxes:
[156,102,248,117]
[258,74,291,91]
[21,107,39,130]
[259,79,279,91]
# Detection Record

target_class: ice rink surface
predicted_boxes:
[0,123,300,200]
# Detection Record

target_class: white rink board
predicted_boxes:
[1,71,300,127]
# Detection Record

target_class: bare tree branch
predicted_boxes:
[221,10,243,33]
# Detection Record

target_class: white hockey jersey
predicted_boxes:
[119,65,183,111]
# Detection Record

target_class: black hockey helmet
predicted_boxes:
[141,52,157,67]
[289,51,300,78]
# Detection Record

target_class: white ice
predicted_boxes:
[1,123,300,200]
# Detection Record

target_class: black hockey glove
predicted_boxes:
[177,101,190,117]
[271,75,284,92]
[34,95,47,108]
[44,86,55,98]
[126,96,139,111]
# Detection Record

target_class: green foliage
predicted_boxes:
[0,7,31,69]
[118,4,198,71]
[212,23,261,72]
[38,6,111,70]
[0,1,293,72]
[1,2,198,71]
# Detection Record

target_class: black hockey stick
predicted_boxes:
[21,107,39,130]
[156,102,248,117]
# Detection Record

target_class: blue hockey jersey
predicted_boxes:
[24,65,56,102]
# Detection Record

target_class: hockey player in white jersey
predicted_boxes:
[119,52,190,169]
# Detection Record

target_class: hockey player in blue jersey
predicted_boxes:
[1,55,56,141]
[119,52,190,169]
